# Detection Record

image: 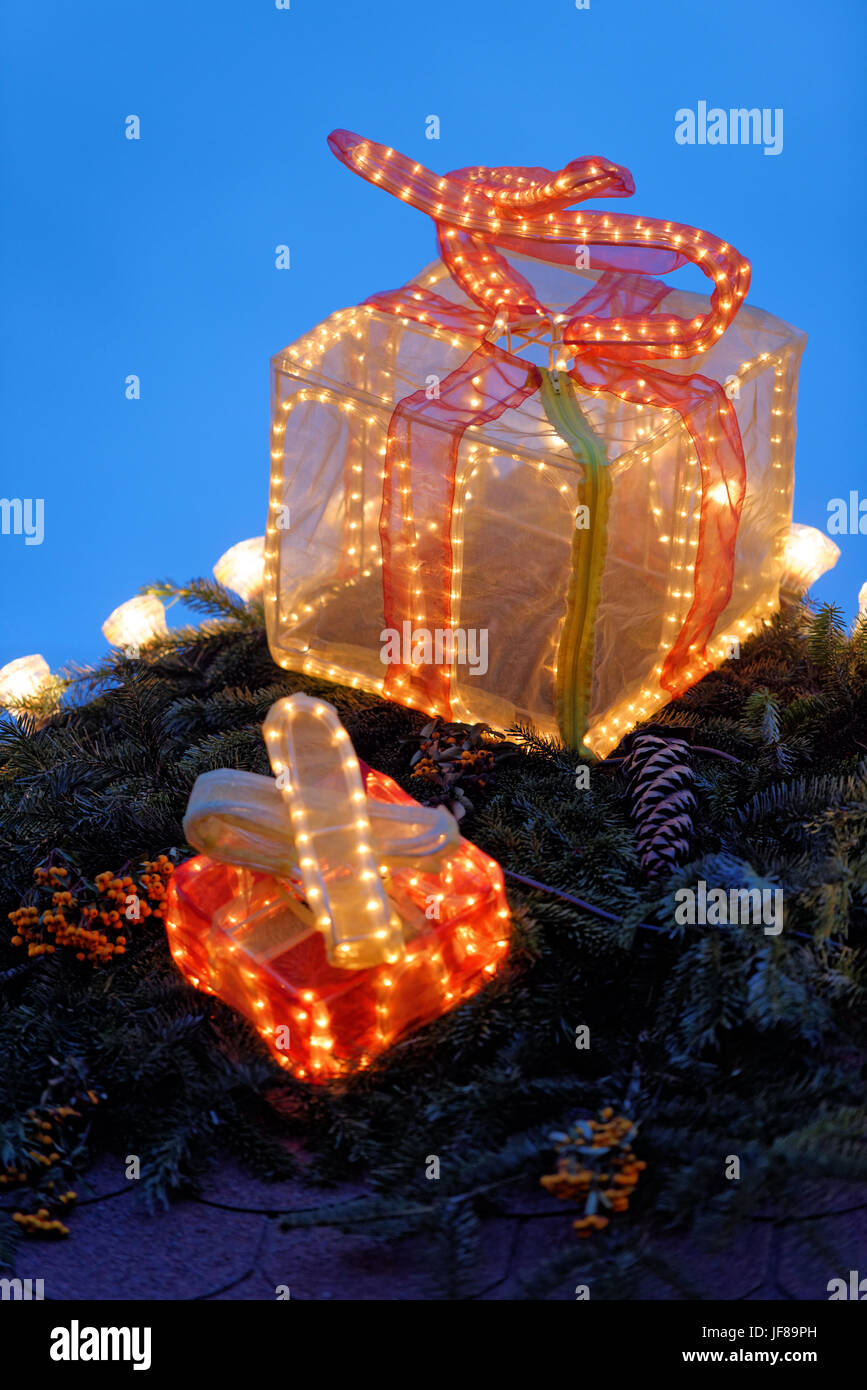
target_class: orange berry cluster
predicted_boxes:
[0,1091,100,1239]
[136,857,175,915]
[12,1208,71,1238]
[7,856,174,966]
[540,1108,647,1237]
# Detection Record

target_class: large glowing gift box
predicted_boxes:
[265,131,815,758]
[165,694,510,1080]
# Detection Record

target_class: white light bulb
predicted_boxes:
[780,524,840,595]
[0,654,51,709]
[213,536,266,601]
[706,481,731,506]
[102,595,168,650]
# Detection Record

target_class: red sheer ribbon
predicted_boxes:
[328,130,751,717]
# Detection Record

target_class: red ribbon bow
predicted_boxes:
[328,130,750,720]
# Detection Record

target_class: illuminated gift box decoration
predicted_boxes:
[266,132,807,758]
[165,694,510,1079]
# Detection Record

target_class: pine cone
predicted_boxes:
[621,733,696,877]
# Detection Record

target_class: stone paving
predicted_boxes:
[7,1157,865,1300]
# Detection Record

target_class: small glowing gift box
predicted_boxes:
[266,132,809,758]
[165,694,510,1080]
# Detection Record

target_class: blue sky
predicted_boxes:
[1,0,864,672]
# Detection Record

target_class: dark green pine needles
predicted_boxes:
[0,580,865,1296]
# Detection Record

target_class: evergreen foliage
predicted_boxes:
[1,582,865,1296]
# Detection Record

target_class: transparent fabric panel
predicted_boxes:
[266,259,804,754]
